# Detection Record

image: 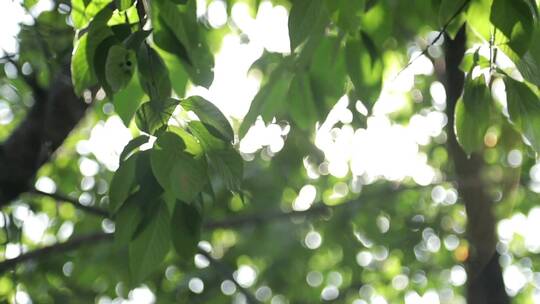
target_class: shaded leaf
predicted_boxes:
[129,200,171,282]
[345,32,383,112]
[105,45,136,92]
[207,147,244,192]
[112,71,146,126]
[109,153,139,213]
[490,0,535,56]
[505,77,540,152]
[171,201,202,260]
[135,98,179,134]
[137,43,172,102]
[288,0,328,51]
[151,132,208,202]
[120,135,150,162]
[181,96,234,142]
[287,72,318,130]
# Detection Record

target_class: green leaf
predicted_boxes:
[505,77,540,152]
[287,72,318,130]
[151,0,214,87]
[171,201,202,260]
[335,0,364,33]
[71,34,97,95]
[109,153,138,213]
[207,147,244,192]
[115,193,144,246]
[120,135,150,162]
[516,26,540,87]
[135,98,179,134]
[106,45,136,92]
[454,76,492,155]
[129,200,171,282]
[124,30,152,50]
[71,0,112,29]
[86,6,114,76]
[181,96,234,142]
[490,0,535,56]
[115,0,133,11]
[345,32,383,112]
[137,43,172,101]
[151,132,208,202]
[112,72,146,126]
[438,0,467,38]
[168,126,204,156]
[239,59,294,138]
[288,0,328,51]
[187,121,226,151]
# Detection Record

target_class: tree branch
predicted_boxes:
[0,185,411,273]
[30,189,109,218]
[0,232,112,273]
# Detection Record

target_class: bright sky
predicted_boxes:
[0,0,537,303]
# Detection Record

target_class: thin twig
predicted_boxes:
[394,0,471,79]
[197,248,260,304]
[30,189,109,218]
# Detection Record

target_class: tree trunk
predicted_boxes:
[443,26,509,304]
[0,64,89,206]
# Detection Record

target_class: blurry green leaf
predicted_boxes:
[71,0,112,29]
[454,76,492,155]
[106,45,136,92]
[288,0,328,51]
[181,96,234,142]
[345,32,383,112]
[505,77,540,152]
[207,147,244,192]
[109,153,139,213]
[120,135,150,162]
[335,0,364,32]
[239,59,293,138]
[467,0,492,41]
[115,0,133,11]
[137,43,172,101]
[71,34,96,95]
[287,72,318,130]
[171,201,202,260]
[490,0,535,56]
[135,98,179,134]
[516,27,540,87]
[129,200,170,282]
[151,132,208,202]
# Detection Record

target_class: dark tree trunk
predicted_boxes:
[443,26,509,304]
[0,64,90,206]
